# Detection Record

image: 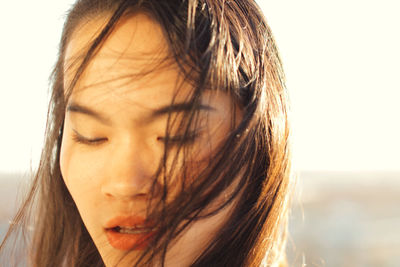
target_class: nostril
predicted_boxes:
[101,181,152,200]
[134,192,147,198]
[104,192,113,198]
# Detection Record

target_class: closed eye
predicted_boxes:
[156,131,199,145]
[71,130,108,146]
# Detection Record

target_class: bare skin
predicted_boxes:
[60,12,240,266]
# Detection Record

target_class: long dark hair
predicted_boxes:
[0,0,292,266]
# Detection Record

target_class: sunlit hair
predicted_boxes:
[0,0,292,266]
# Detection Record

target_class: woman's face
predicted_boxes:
[60,13,239,266]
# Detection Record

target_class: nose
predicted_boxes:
[101,138,159,201]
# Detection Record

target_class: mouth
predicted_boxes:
[105,216,157,251]
[110,226,154,235]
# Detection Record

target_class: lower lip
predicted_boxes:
[105,229,156,251]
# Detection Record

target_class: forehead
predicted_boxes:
[64,12,188,109]
[65,11,169,72]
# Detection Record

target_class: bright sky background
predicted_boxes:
[0,0,399,173]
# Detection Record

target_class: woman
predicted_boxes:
[0,0,292,266]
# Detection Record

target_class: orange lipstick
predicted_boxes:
[105,215,156,251]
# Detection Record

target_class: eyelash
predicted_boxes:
[72,132,107,146]
[71,131,199,146]
[156,132,198,145]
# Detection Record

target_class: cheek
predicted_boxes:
[165,190,237,266]
[59,136,110,242]
[169,118,233,189]
[59,132,71,185]
[59,129,105,211]
[186,122,231,168]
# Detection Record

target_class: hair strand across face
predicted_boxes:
[0,1,293,267]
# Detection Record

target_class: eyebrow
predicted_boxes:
[67,102,112,125]
[66,102,214,125]
[150,102,215,118]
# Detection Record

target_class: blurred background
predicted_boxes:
[1,0,399,266]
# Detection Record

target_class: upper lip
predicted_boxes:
[105,215,155,229]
